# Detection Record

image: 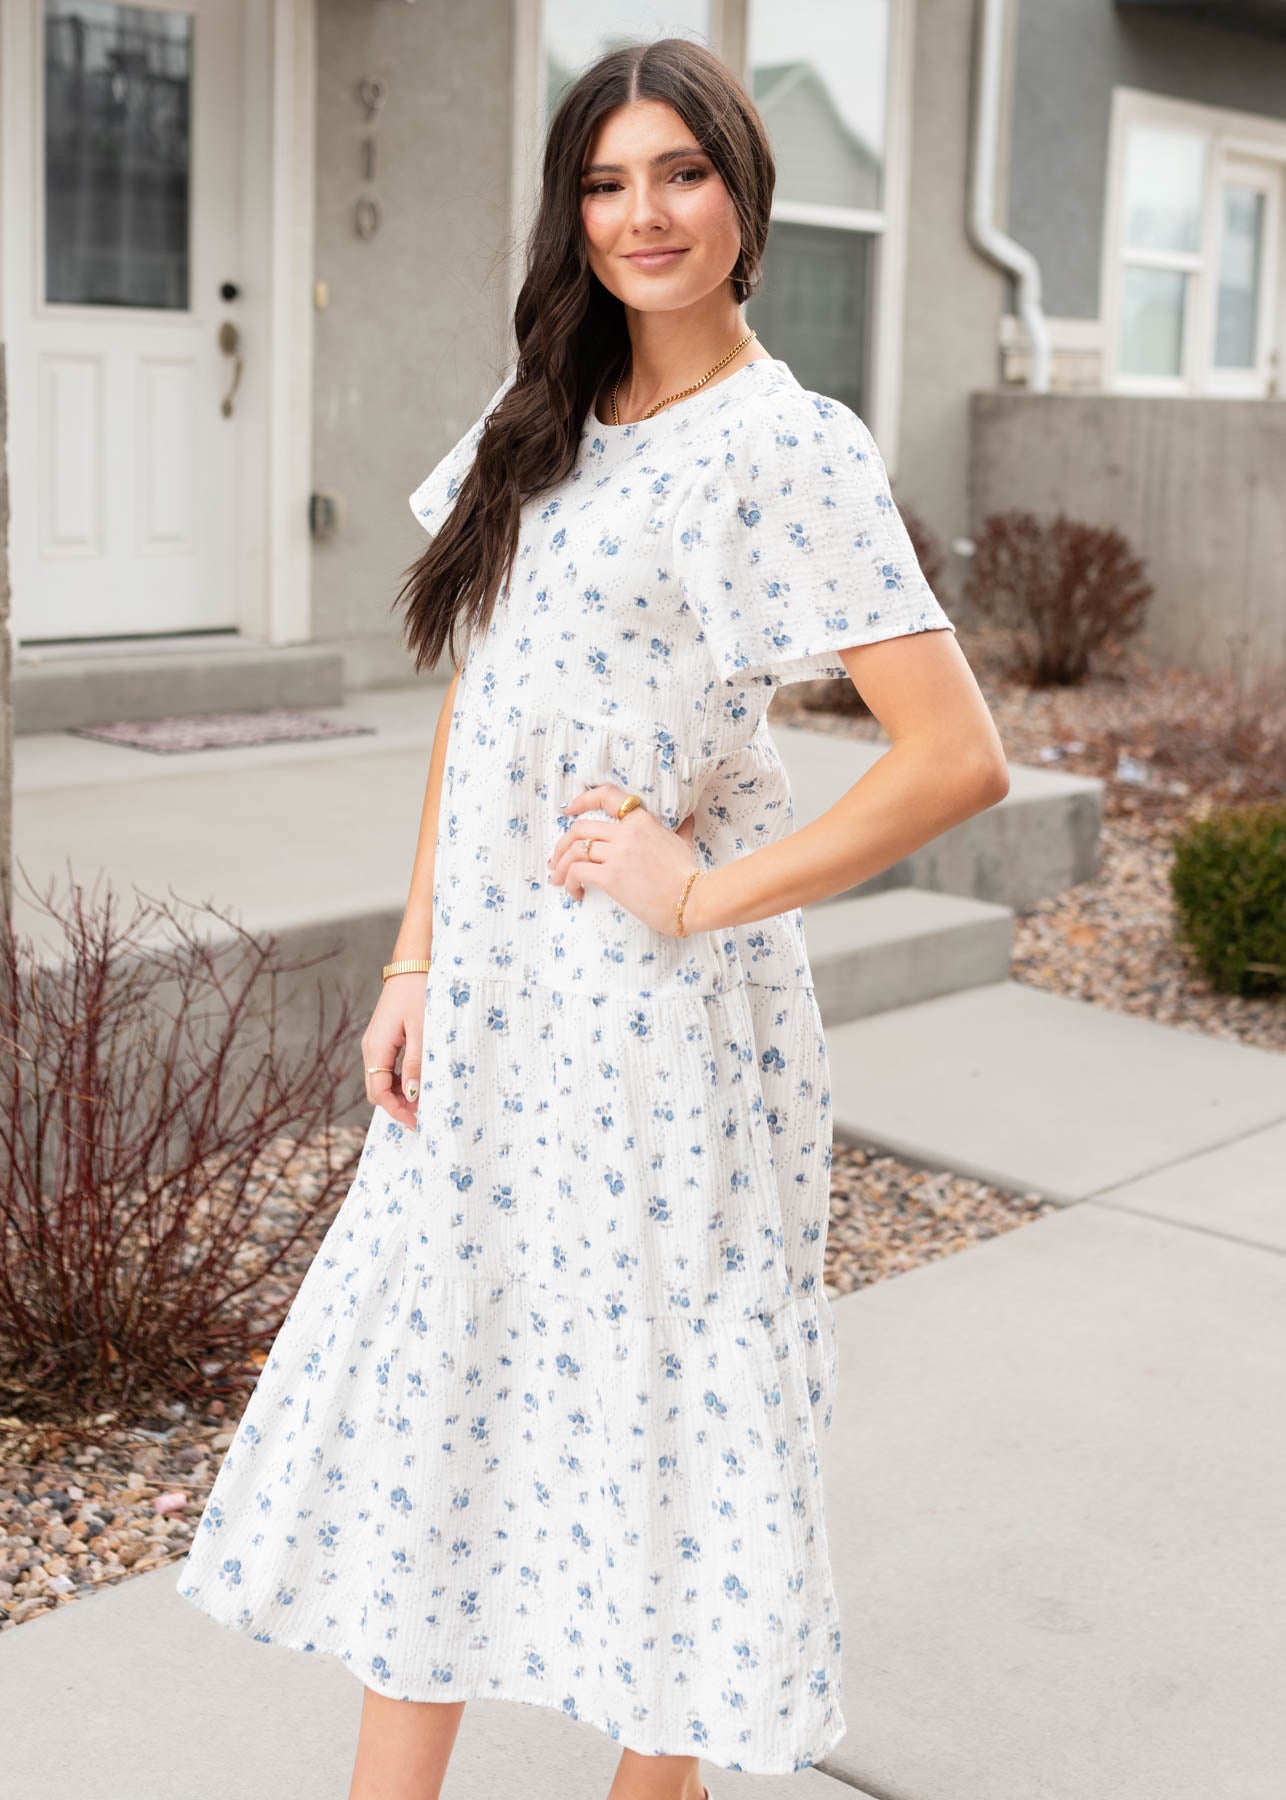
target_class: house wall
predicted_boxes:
[1008,0,1286,321]
[970,390,1286,677]
[897,0,1013,615]
[310,0,516,690]
[0,15,11,914]
[0,347,11,922]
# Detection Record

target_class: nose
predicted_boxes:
[624,181,671,235]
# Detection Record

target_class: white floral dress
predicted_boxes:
[176,355,956,1772]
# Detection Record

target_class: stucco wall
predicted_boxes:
[970,391,1286,677]
[898,0,1011,614]
[310,0,516,689]
[0,347,11,921]
[0,16,10,914]
[1009,0,1286,320]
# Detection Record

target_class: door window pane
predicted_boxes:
[1122,123,1205,255]
[747,0,888,210]
[544,2,711,121]
[748,221,872,415]
[1213,184,1265,370]
[1119,265,1186,377]
[44,0,191,309]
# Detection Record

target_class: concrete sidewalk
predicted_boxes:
[820,1199,1285,1800]
[826,977,1286,1207]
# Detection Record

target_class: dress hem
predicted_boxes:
[175,1572,848,1776]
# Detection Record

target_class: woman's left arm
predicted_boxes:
[685,627,1008,933]
[550,627,1008,934]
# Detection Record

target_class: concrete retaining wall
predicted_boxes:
[970,390,1286,678]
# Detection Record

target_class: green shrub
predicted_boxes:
[1170,801,1286,997]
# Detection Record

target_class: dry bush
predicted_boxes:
[965,509,1152,686]
[0,868,366,1424]
[1159,661,1286,795]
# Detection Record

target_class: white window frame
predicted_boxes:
[1101,85,1286,398]
[509,0,915,473]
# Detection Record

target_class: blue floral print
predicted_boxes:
[176,356,955,1773]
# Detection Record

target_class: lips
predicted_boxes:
[626,248,687,263]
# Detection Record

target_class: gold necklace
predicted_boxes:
[610,329,759,425]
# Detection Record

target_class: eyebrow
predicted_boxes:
[580,146,708,177]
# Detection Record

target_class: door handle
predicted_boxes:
[218,319,243,418]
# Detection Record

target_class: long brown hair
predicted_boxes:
[394,36,776,675]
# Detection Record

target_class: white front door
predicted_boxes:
[4,0,247,641]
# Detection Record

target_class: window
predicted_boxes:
[1106,91,1284,397]
[543,2,712,125]
[43,0,192,309]
[743,0,890,417]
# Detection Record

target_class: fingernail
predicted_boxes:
[406,1081,419,1100]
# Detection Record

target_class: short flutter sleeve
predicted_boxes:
[408,365,516,538]
[672,390,956,688]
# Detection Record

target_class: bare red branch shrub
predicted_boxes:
[0,868,366,1424]
[965,509,1153,686]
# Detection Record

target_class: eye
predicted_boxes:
[581,166,709,198]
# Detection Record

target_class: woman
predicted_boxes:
[177,36,1008,1800]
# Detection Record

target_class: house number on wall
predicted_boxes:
[355,75,384,240]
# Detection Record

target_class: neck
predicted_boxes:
[618,303,754,399]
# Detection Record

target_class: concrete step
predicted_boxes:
[802,886,1015,1025]
[11,694,1091,1125]
[824,977,1286,1207]
[777,721,1103,913]
[13,636,345,733]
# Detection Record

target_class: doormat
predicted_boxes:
[68,708,378,755]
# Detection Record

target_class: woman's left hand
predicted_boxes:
[548,783,701,937]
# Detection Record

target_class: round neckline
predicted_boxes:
[586,356,784,435]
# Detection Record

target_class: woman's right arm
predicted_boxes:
[360,664,460,1127]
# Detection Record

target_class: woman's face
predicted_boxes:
[579,98,742,314]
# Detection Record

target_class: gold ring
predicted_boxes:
[581,838,594,859]
[366,1065,395,1075]
[616,794,642,819]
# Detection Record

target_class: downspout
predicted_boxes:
[968,0,1051,392]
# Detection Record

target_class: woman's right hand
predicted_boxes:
[361,970,428,1128]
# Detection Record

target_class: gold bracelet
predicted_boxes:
[382,957,432,981]
[674,867,701,938]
